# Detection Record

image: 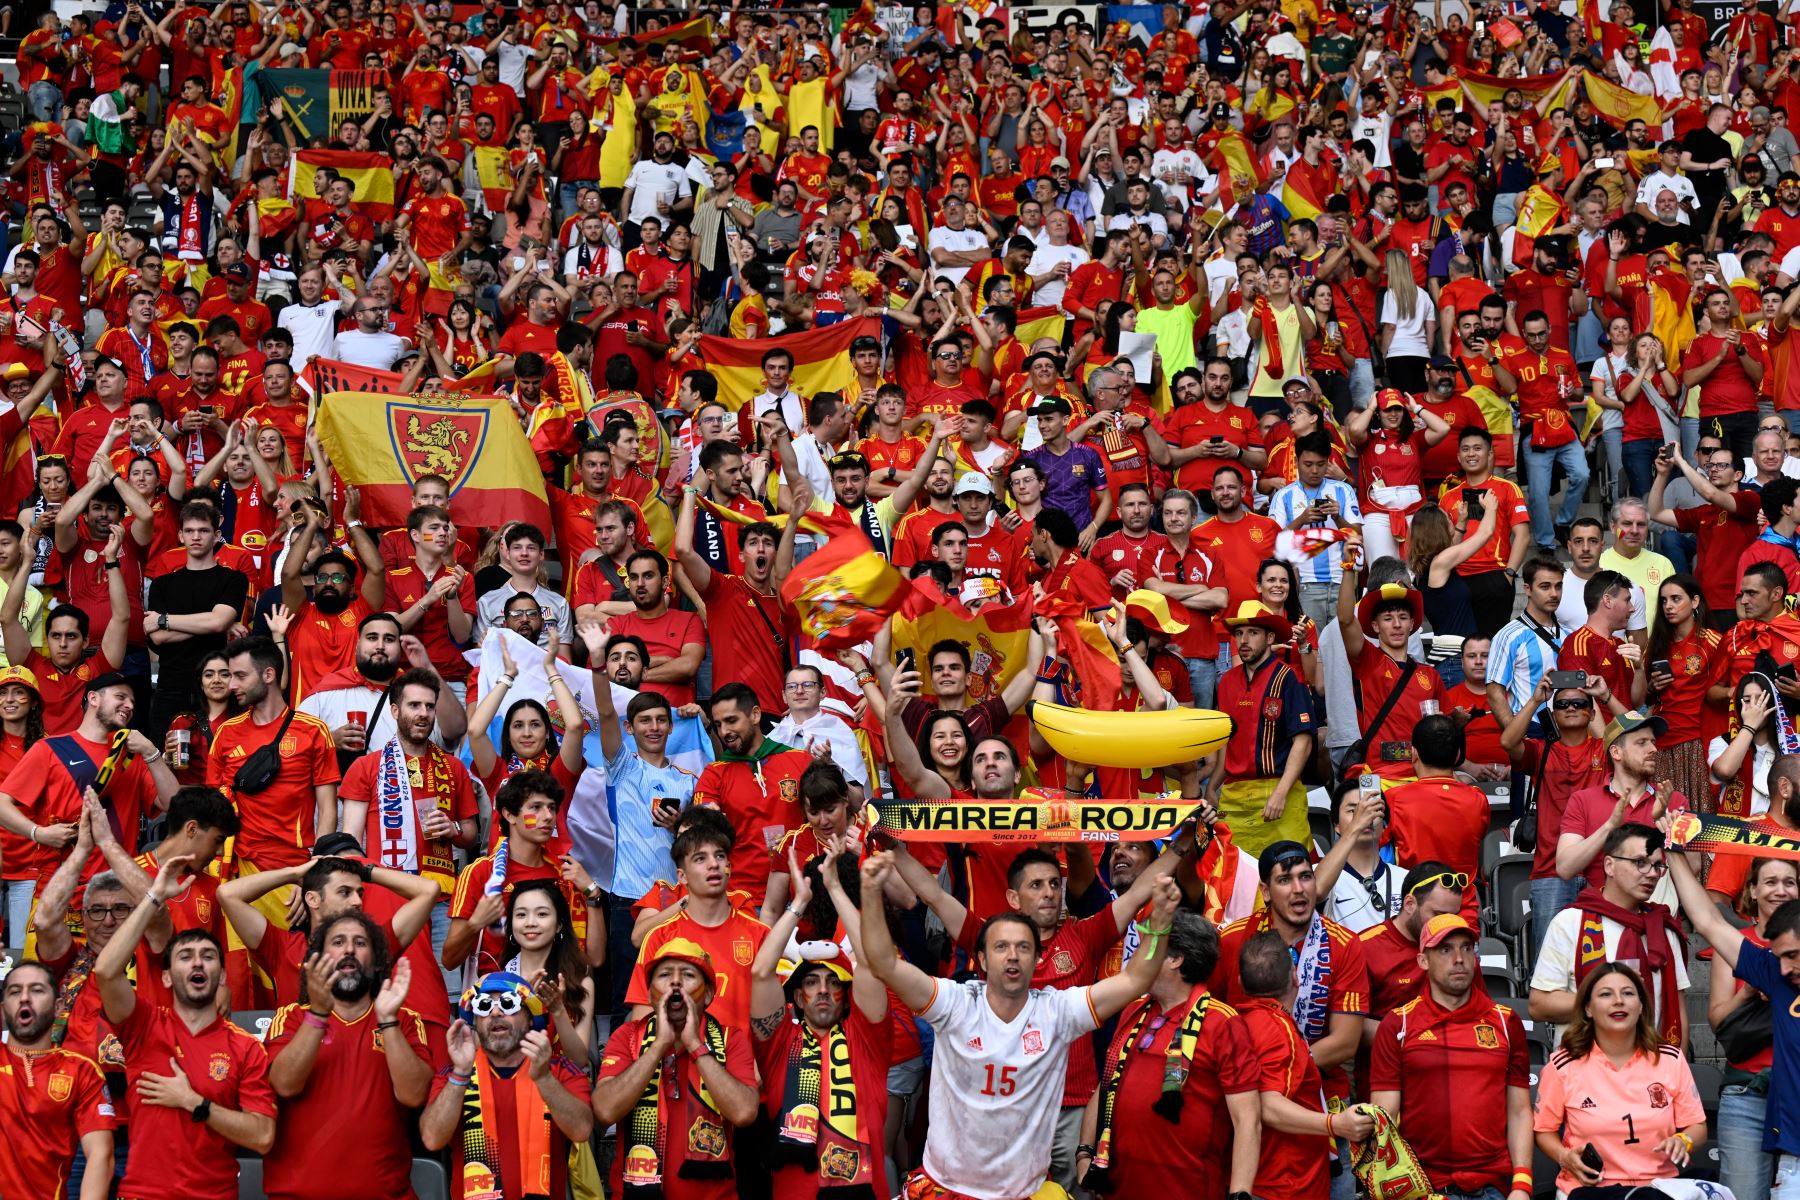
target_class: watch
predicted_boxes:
[191,1097,212,1124]
[157,612,169,632]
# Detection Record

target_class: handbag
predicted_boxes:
[233,705,298,795]
[1715,993,1774,1063]
[1340,662,1419,789]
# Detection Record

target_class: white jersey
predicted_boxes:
[919,978,1098,1200]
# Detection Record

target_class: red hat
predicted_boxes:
[1355,582,1424,639]
[1419,913,1477,949]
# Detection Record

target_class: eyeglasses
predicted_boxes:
[466,990,530,1017]
[84,903,135,923]
[1608,853,1669,875]
[936,352,962,361]
[1406,870,1470,897]
[314,571,351,584]
[784,680,821,692]
[508,607,544,619]
[1552,697,1593,711]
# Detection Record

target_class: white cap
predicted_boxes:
[954,471,995,497]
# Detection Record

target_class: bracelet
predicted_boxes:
[446,1070,472,1087]
[1325,1111,1336,1137]
[105,560,122,571]
[495,675,515,688]
[1674,1132,1694,1151]
[854,670,875,686]
[1511,1167,1533,1192]
[303,1011,330,1030]
[377,1019,399,1030]
[141,748,165,765]
[1075,1144,1096,1158]
[786,903,804,917]
[27,826,37,846]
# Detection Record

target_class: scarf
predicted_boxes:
[1196,820,1243,925]
[460,1053,554,1199]
[1350,1104,1437,1200]
[1574,892,1686,1044]
[1085,990,1211,1194]
[1291,910,1333,1043]
[52,946,97,1048]
[769,1020,879,1197]
[621,1013,734,1200]
[178,190,204,258]
[1721,671,1796,817]
[1252,294,1283,376]
[485,837,511,930]
[717,737,795,795]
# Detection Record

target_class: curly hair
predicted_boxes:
[297,910,392,1009]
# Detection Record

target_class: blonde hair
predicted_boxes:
[1385,249,1419,323]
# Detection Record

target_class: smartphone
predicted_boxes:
[1547,670,1588,691]
[1462,486,1487,505]
[199,405,217,416]
[1650,658,1671,676]
[895,647,916,674]
[1580,1144,1604,1175]
[1210,434,1225,444]
[1594,156,1615,169]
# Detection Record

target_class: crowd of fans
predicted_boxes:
[13,0,1800,1197]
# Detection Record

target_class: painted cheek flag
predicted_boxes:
[1582,70,1662,128]
[291,149,397,223]
[315,389,549,530]
[696,315,882,413]
[780,507,914,651]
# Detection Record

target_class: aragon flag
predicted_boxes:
[315,390,549,530]
[696,315,881,412]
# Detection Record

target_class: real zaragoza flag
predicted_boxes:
[315,390,549,530]
[291,149,396,222]
[697,316,880,412]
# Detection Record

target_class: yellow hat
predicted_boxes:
[777,957,854,989]
[0,363,29,383]
[0,665,37,695]
[1124,589,1190,636]
[1537,150,1563,176]
[647,936,715,986]
[1223,599,1292,641]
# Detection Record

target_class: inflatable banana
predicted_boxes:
[1029,701,1235,770]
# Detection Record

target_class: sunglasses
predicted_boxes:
[1407,870,1470,897]
[1552,697,1593,711]
[466,990,530,1017]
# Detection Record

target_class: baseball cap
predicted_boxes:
[92,355,128,375]
[1257,840,1311,881]
[1210,101,1232,122]
[648,936,716,985]
[954,471,995,497]
[1378,388,1408,409]
[1427,352,1459,369]
[1029,396,1073,417]
[313,831,367,858]
[1050,155,1072,170]
[223,262,252,282]
[83,670,132,694]
[0,665,38,696]
[1025,350,1061,369]
[1418,912,1477,949]
[1602,709,1668,754]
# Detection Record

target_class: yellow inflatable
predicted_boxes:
[1029,701,1235,771]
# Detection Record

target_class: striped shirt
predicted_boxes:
[1267,478,1363,584]
[1488,614,1561,718]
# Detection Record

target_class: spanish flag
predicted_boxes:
[697,316,880,412]
[893,581,1034,708]
[1582,69,1662,127]
[291,149,396,223]
[1463,69,1577,116]
[315,390,550,530]
[1205,128,1262,190]
[469,145,514,216]
[781,507,912,650]
[1281,157,1335,222]
[599,15,715,54]
[1016,306,1066,345]
[1513,183,1565,240]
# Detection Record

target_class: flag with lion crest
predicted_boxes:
[315,391,551,530]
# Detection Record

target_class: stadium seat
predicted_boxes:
[1690,1061,1725,1124]
[1479,827,1507,889]
[1481,962,1518,1005]
[1494,874,1534,986]
[234,1010,277,1040]
[1487,853,1533,953]
[412,1157,450,1200]
[236,1156,263,1200]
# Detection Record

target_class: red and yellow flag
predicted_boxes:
[781,508,913,650]
[315,390,549,529]
[469,145,514,216]
[291,149,397,223]
[1582,69,1662,128]
[697,315,881,413]
[1206,128,1262,190]
[1016,306,1066,346]
[1282,158,1336,223]
[893,581,1034,706]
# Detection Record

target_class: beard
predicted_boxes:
[4,1005,53,1044]
[330,957,377,1001]
[357,654,400,682]
[481,1021,524,1059]
[313,589,353,615]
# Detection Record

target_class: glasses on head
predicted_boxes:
[1608,853,1669,875]
[85,903,135,923]
[314,571,351,585]
[1406,870,1470,897]
[1552,697,1593,711]
[784,680,822,692]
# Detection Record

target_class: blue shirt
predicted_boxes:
[1489,615,1561,719]
[1267,479,1362,584]
[603,746,696,899]
[1734,941,1800,1154]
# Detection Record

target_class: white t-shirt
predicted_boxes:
[278,300,342,366]
[298,685,457,753]
[1325,859,1402,933]
[1024,242,1088,309]
[1706,734,1773,818]
[494,39,534,96]
[333,329,408,371]
[1379,290,1432,358]
[1150,148,1209,208]
[1635,169,1696,215]
[623,159,691,225]
[1556,569,1648,637]
[927,224,991,285]
[1349,112,1393,167]
[1528,904,1689,1046]
[1106,209,1170,242]
[919,979,1098,1200]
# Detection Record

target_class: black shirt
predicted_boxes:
[146,563,250,700]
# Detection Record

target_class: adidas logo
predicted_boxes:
[967,1037,983,1051]
[1580,1098,1596,1109]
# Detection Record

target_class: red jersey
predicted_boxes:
[1383,777,1489,920]
[21,648,119,737]
[599,1016,757,1200]
[753,1003,895,1200]
[606,609,706,705]
[1240,998,1332,1199]
[286,597,374,701]
[338,746,479,894]
[0,1044,113,1199]
[1188,515,1281,645]
[424,1053,593,1199]
[1675,491,1761,615]
[692,746,812,905]
[626,907,771,1032]
[1351,648,1447,778]
[1437,478,1528,576]
[261,1004,430,1200]
[205,708,340,870]
[1167,401,1258,492]
[383,565,477,684]
[695,571,795,717]
[1557,625,1636,712]
[1,731,155,887]
[1360,918,1430,1019]
[115,1002,276,1200]
[448,852,589,976]
[403,192,470,260]
[1517,735,1611,880]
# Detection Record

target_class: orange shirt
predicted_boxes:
[625,907,771,1031]
[1436,477,1528,576]
[205,708,340,870]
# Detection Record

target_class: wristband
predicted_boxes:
[1325,1111,1336,1138]
[1511,1167,1533,1192]
[854,670,875,686]
[141,748,165,765]
[105,560,122,571]
[377,1019,399,1030]
[1674,1132,1693,1150]
[495,675,515,688]
[27,826,37,846]
[446,1070,472,1088]
[304,1011,330,1030]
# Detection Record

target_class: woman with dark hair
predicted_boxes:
[1346,388,1453,563]
[1255,557,1321,689]
[502,878,595,1061]
[1712,673,1782,819]
[1304,280,1355,418]
[1707,854,1797,1198]
[1645,573,1722,808]
[163,646,240,787]
[1404,496,1497,685]
[1535,962,1707,1191]
[466,637,586,849]
[434,297,490,378]
[18,454,70,586]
